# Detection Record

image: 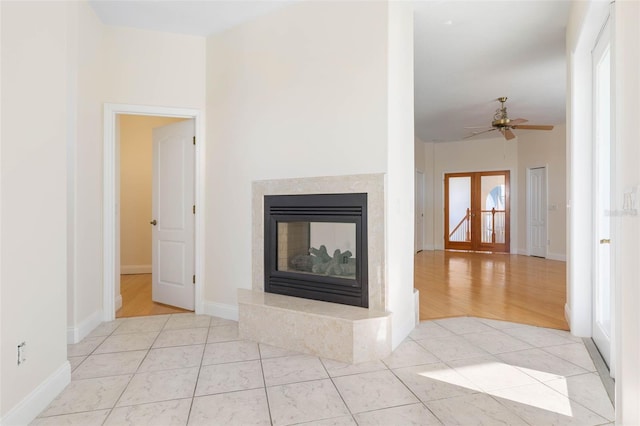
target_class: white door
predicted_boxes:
[592,19,613,372]
[528,167,547,258]
[152,119,195,310]
[415,171,425,252]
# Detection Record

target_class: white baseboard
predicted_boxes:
[67,310,103,344]
[0,361,70,426]
[517,249,528,256]
[120,264,151,274]
[115,294,123,311]
[413,289,420,326]
[564,303,572,330]
[547,252,567,262]
[202,300,239,321]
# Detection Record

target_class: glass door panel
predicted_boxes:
[480,174,507,246]
[447,176,472,245]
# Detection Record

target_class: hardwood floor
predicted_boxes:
[415,250,569,330]
[116,274,191,318]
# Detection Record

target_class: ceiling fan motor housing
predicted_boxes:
[492,117,511,128]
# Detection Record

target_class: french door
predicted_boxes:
[444,171,510,252]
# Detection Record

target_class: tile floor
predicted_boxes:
[33,314,614,425]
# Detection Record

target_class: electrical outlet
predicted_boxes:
[17,342,26,366]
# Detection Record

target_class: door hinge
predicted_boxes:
[193,205,196,214]
[193,136,196,145]
[192,275,196,284]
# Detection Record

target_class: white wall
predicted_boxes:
[206,1,389,308]
[612,1,640,423]
[517,125,567,260]
[68,16,206,338]
[386,1,416,346]
[68,0,106,341]
[206,1,415,344]
[568,1,640,422]
[1,1,70,422]
[565,0,608,338]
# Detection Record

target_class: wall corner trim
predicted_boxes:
[67,310,103,344]
[564,303,572,330]
[0,361,70,426]
[202,300,239,321]
[547,252,567,262]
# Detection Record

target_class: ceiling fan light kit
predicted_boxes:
[465,96,554,141]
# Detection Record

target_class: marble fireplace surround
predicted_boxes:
[238,174,392,363]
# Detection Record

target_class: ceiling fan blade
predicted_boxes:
[464,128,496,139]
[504,128,516,140]
[512,124,554,130]
[509,118,528,126]
[464,125,492,129]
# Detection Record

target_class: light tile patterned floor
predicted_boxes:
[33,314,615,425]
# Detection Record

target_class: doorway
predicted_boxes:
[103,104,204,322]
[444,170,510,252]
[117,115,194,317]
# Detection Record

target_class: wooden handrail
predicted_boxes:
[449,208,471,239]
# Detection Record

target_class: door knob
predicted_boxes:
[600,238,610,244]
[150,219,157,226]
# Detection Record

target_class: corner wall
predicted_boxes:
[1,2,70,422]
[516,125,567,260]
[206,1,415,345]
[68,13,206,340]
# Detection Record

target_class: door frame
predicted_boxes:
[103,104,204,321]
[444,170,511,253]
[415,170,425,252]
[526,165,548,258]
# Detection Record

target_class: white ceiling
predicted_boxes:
[414,1,570,142]
[89,0,571,143]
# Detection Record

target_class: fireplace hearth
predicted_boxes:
[264,193,368,308]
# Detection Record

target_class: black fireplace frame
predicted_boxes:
[264,193,368,308]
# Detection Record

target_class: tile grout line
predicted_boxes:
[317,357,358,424]
[257,344,275,426]
[185,317,211,426]
[385,361,446,425]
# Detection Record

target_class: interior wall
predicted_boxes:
[425,137,519,251]
[68,0,106,341]
[612,1,640,423]
[516,124,567,260]
[206,0,389,312]
[206,0,416,344]
[69,17,206,336]
[1,1,70,421]
[567,1,640,422]
[385,1,416,345]
[119,115,186,273]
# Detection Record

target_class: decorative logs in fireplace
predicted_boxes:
[264,193,368,308]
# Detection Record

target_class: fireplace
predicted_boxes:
[264,193,368,308]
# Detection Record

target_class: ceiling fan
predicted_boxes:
[465,97,554,140]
